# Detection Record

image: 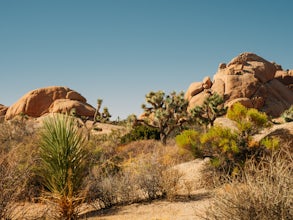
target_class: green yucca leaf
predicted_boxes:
[38,113,88,202]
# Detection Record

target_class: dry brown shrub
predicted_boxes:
[86,140,185,210]
[0,147,33,219]
[204,144,293,220]
[0,118,42,218]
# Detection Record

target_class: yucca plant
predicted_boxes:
[38,114,89,219]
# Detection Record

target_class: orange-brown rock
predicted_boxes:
[48,99,95,117]
[222,73,259,100]
[253,122,293,144]
[0,104,8,116]
[203,76,212,89]
[184,82,204,101]
[186,52,293,117]
[261,79,293,116]
[226,98,253,109]
[275,70,293,92]
[211,78,225,96]
[5,86,95,120]
[188,91,211,111]
[275,70,293,85]
[226,52,276,83]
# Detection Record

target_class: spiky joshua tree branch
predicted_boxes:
[140,90,189,145]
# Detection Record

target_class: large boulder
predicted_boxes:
[185,77,212,101]
[226,52,277,83]
[5,86,95,120]
[186,52,293,117]
[185,82,204,101]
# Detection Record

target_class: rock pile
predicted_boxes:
[186,52,293,117]
[5,86,95,120]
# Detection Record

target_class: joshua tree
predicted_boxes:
[94,99,112,123]
[38,114,89,219]
[190,92,226,129]
[140,90,189,145]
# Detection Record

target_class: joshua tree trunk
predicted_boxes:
[160,133,167,145]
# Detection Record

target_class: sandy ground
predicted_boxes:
[82,192,211,220]
[84,158,213,220]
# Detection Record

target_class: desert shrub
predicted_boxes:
[0,118,40,214]
[86,140,183,209]
[180,104,277,176]
[281,105,293,122]
[87,155,182,208]
[205,145,293,220]
[38,114,89,219]
[0,118,33,153]
[120,125,160,144]
[200,127,279,176]
[175,130,203,157]
[227,102,270,137]
[0,152,30,219]
[0,144,38,218]
[200,126,241,174]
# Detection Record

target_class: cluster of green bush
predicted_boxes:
[120,125,160,144]
[176,103,279,175]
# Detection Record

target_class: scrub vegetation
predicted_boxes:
[0,91,292,220]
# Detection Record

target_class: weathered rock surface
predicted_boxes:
[0,104,8,116]
[186,52,293,117]
[253,121,293,145]
[5,86,95,120]
[48,99,95,117]
[275,70,293,91]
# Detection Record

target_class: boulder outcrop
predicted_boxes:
[5,86,95,120]
[186,52,293,117]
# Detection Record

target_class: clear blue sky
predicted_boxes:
[1,0,292,119]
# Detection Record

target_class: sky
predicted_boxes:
[1,0,293,119]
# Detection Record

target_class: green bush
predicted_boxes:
[227,102,270,136]
[175,130,202,157]
[200,126,249,174]
[120,125,160,144]
[180,103,277,176]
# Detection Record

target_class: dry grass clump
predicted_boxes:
[204,145,292,220]
[86,139,186,210]
[0,152,27,219]
[0,118,39,219]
